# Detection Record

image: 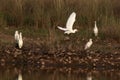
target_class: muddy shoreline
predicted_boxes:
[0,42,120,69]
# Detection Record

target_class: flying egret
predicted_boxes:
[18,73,22,80]
[14,31,19,43]
[84,38,93,50]
[57,12,78,34]
[18,32,23,49]
[93,21,98,37]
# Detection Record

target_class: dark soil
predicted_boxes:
[0,33,120,69]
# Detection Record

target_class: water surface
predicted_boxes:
[0,66,119,80]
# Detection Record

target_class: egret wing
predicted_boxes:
[57,26,67,31]
[66,12,76,30]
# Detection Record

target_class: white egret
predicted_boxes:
[18,32,23,49]
[14,30,19,43]
[57,12,78,34]
[18,73,22,80]
[84,38,93,50]
[93,21,98,37]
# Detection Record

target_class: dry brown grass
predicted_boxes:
[0,0,120,44]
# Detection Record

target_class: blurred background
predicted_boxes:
[0,0,120,42]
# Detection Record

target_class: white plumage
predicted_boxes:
[14,31,19,43]
[18,32,23,49]
[84,38,93,50]
[57,12,78,34]
[93,21,98,37]
[18,73,22,80]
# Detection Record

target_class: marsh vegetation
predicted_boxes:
[0,0,120,39]
[0,0,120,69]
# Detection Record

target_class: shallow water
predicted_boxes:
[0,66,119,80]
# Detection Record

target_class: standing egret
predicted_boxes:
[84,38,93,50]
[18,73,22,80]
[93,21,98,37]
[57,12,78,34]
[14,31,19,43]
[18,32,23,49]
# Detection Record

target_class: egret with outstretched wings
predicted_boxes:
[57,12,77,34]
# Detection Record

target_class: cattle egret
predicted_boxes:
[18,32,23,49]
[15,31,19,43]
[93,21,98,37]
[57,12,78,34]
[84,38,93,50]
[18,73,22,80]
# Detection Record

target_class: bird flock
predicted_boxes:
[13,12,98,80]
[14,12,98,50]
[14,31,23,49]
[57,12,98,50]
